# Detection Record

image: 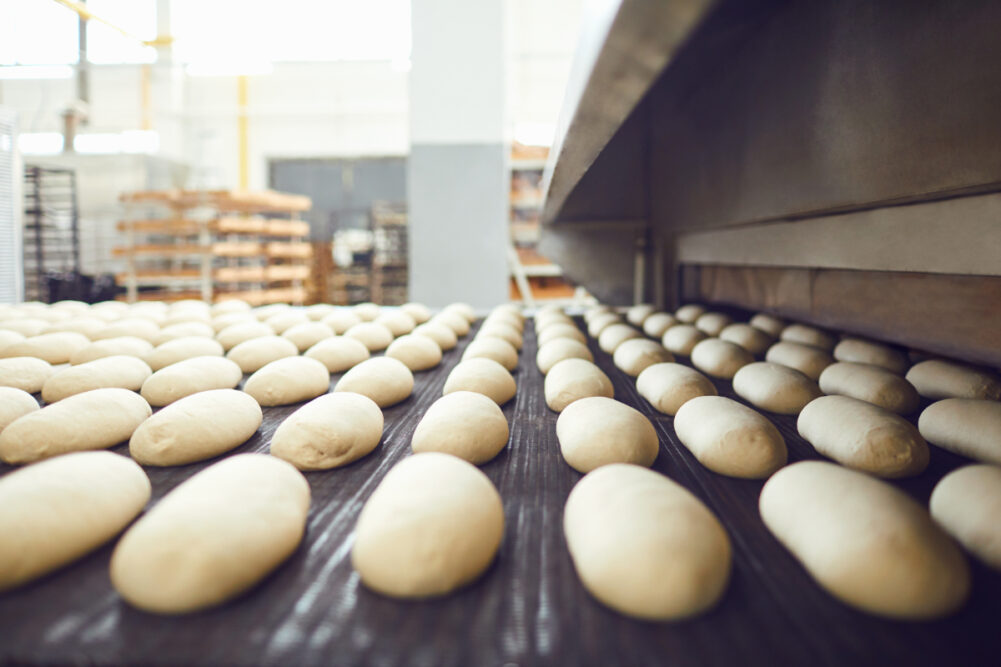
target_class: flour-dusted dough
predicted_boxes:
[69,336,153,365]
[281,321,334,352]
[612,338,673,377]
[412,322,458,351]
[779,324,837,351]
[674,396,786,478]
[411,391,508,464]
[351,452,503,598]
[226,335,299,373]
[798,395,928,477]
[145,336,224,371]
[833,338,909,375]
[691,338,754,380]
[719,323,774,356]
[0,387,38,434]
[662,324,707,356]
[674,304,706,323]
[92,318,161,343]
[253,303,292,322]
[537,323,586,346]
[443,358,516,405]
[386,334,443,371]
[906,360,1001,400]
[930,464,1001,571]
[344,322,395,352]
[44,317,107,339]
[243,356,330,407]
[321,309,363,334]
[564,463,731,620]
[303,336,370,372]
[918,398,1001,465]
[0,330,25,349]
[536,338,593,375]
[765,340,835,381]
[211,312,254,333]
[153,322,214,345]
[536,310,573,332]
[0,451,150,592]
[760,460,969,619]
[216,321,275,351]
[334,356,414,407]
[303,303,336,321]
[443,302,476,323]
[544,358,614,412]
[749,313,786,337]
[0,356,54,393]
[140,356,243,407]
[597,323,642,354]
[694,312,732,337]
[401,302,432,324]
[819,361,920,415]
[732,362,822,415]
[375,311,417,337]
[642,313,677,338]
[636,363,717,416]
[264,311,310,335]
[433,311,471,337]
[270,392,383,470]
[0,331,90,364]
[626,304,657,327]
[556,397,658,473]
[210,298,251,316]
[0,388,152,464]
[42,355,153,403]
[0,319,48,337]
[587,312,622,339]
[462,336,519,371]
[477,322,523,350]
[583,304,614,323]
[111,454,310,614]
[353,302,382,322]
[129,389,261,466]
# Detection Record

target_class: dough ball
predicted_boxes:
[210,299,251,316]
[536,338,593,375]
[0,332,90,364]
[818,361,920,415]
[281,322,334,352]
[153,322,214,345]
[130,389,262,466]
[432,311,471,337]
[252,303,291,321]
[351,452,504,598]
[443,358,516,405]
[719,323,774,356]
[211,312,254,333]
[626,304,656,326]
[46,317,108,339]
[779,324,837,351]
[918,398,1001,466]
[544,358,614,412]
[749,313,786,337]
[906,360,1001,401]
[583,304,614,323]
[344,322,395,352]
[564,464,731,620]
[477,322,523,350]
[111,454,310,614]
[834,338,909,375]
[636,362,717,415]
[140,356,243,407]
[642,312,677,338]
[0,357,55,393]
[798,395,928,477]
[353,302,382,322]
[674,304,706,323]
[462,336,519,371]
[412,322,458,351]
[243,356,330,407]
[264,311,310,335]
[612,338,673,377]
[145,336,224,371]
[386,334,443,371]
[930,464,1001,571]
[586,312,622,338]
[0,319,48,337]
[270,392,383,470]
[662,324,707,356]
[760,460,969,619]
[375,311,417,337]
[321,309,362,334]
[226,335,299,374]
[401,302,432,324]
[216,321,275,351]
[70,336,153,365]
[732,361,822,415]
[334,356,414,407]
[764,340,834,381]
[0,330,25,349]
[93,319,161,343]
[535,311,573,332]
[303,303,336,321]
[694,312,732,337]
[41,355,152,403]
[597,323,642,354]
[674,396,786,478]
[557,397,658,473]
[412,391,508,464]
[442,302,476,323]
[691,338,754,379]
[537,323,586,346]
[304,336,371,372]
[0,387,38,434]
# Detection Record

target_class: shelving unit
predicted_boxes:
[22,166,80,302]
[370,202,408,305]
[114,189,312,305]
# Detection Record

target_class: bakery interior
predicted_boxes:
[1,0,1000,665]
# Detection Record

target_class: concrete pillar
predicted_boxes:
[408,0,509,309]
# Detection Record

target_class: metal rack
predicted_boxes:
[370,202,407,305]
[22,167,80,302]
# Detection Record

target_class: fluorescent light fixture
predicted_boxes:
[0,65,74,80]
[185,60,274,77]
[18,132,64,155]
[513,122,557,148]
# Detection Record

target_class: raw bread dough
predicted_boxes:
[674,396,786,478]
[386,334,443,371]
[281,322,334,352]
[411,391,508,464]
[243,356,330,407]
[694,312,732,337]
[375,311,417,336]
[536,338,593,375]
[210,299,251,316]
[597,323,642,354]
[930,464,1001,571]
[537,323,586,346]
[642,313,677,338]
[45,317,107,339]
[779,324,837,351]
[304,303,336,321]
[110,454,310,614]
[918,398,1001,465]
[557,397,658,472]
[70,336,153,364]
[544,358,614,412]
[216,321,275,351]
[636,362,717,415]
[612,338,673,377]
[211,312,254,333]
[834,338,909,375]
[587,312,622,339]
[477,322,523,350]
[535,311,573,332]
[252,303,291,321]
[0,451,150,592]
[412,322,458,350]
[765,340,835,381]
[443,302,476,323]
[351,452,503,598]
[0,319,48,337]
[462,336,519,371]
[798,395,928,477]
[0,330,25,349]
[0,332,90,364]
[145,336,225,371]
[0,387,38,434]
[334,356,414,407]
[401,302,432,324]
[353,302,382,322]
[321,309,363,334]
[0,356,54,394]
[130,389,262,466]
[759,460,969,619]
[226,335,299,373]
[154,322,214,345]
[583,304,614,323]
[818,361,920,415]
[674,304,706,323]
[732,362,822,414]
[303,336,370,372]
[42,355,152,403]
[906,360,1001,400]
[626,304,656,326]
[270,392,383,470]
[443,358,516,405]
[264,311,310,335]
[719,323,774,356]
[691,338,754,379]
[749,313,786,337]
[140,356,243,407]
[93,319,161,343]
[564,463,731,620]
[0,388,152,464]
[662,324,707,356]
[432,311,471,337]
[344,322,395,351]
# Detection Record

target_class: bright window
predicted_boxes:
[84,0,157,64]
[0,0,79,65]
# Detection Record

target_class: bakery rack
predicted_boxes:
[22,166,80,302]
